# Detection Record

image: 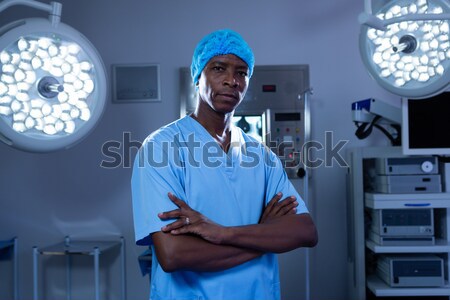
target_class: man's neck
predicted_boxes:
[191,106,233,138]
[191,106,233,151]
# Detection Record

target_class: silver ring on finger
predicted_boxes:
[185,217,190,225]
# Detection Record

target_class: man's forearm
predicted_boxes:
[152,231,262,273]
[221,214,318,253]
[155,193,317,270]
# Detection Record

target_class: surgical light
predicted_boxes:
[359,0,450,98]
[0,0,107,152]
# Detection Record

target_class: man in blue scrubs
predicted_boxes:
[131,29,318,300]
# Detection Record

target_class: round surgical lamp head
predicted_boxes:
[359,0,450,99]
[0,18,107,152]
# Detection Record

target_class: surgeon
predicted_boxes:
[131,29,318,300]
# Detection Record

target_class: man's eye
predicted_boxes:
[238,71,248,77]
[213,66,224,71]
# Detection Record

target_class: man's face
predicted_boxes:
[197,54,249,114]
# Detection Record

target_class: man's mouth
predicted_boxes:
[219,93,238,100]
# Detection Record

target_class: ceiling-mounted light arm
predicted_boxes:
[0,0,62,26]
[359,0,385,29]
[363,0,372,14]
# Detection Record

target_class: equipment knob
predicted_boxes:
[421,161,434,173]
[297,167,306,178]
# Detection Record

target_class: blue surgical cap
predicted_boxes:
[190,29,255,85]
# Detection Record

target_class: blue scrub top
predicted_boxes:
[131,116,308,300]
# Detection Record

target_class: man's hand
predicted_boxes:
[158,193,227,244]
[259,192,298,224]
[157,191,316,260]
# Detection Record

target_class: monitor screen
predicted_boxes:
[402,92,450,155]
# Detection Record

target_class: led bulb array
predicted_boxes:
[0,36,95,136]
[367,0,450,87]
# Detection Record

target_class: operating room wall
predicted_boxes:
[0,0,400,299]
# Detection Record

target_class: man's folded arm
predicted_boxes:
[151,231,262,273]
[222,213,318,253]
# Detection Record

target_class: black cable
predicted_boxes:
[354,116,401,146]
[354,115,382,140]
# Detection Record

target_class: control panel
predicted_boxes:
[267,110,305,179]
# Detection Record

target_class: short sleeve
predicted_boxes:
[131,133,186,245]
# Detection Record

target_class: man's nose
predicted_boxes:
[223,71,238,87]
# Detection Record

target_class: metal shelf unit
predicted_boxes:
[33,236,126,300]
[347,146,450,300]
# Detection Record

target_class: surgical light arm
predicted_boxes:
[352,98,402,145]
[0,0,62,26]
